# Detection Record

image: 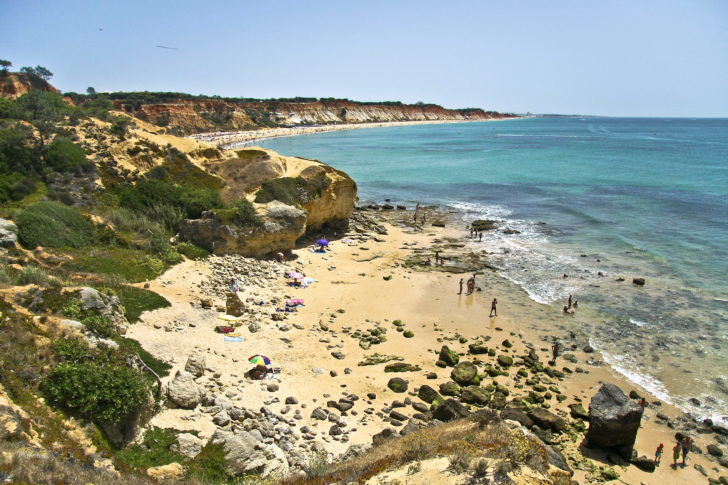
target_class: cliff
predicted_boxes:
[109,96,516,135]
[0,72,59,100]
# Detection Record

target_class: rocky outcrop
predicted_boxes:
[179,202,307,257]
[0,218,18,248]
[166,371,202,409]
[210,429,289,479]
[586,383,644,459]
[77,287,129,334]
[178,148,357,257]
[171,433,204,459]
[0,72,59,100]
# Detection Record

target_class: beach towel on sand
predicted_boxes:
[223,336,243,342]
[286,299,305,306]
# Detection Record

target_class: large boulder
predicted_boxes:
[147,463,186,481]
[460,386,490,406]
[172,433,204,459]
[432,399,470,422]
[387,377,408,393]
[417,385,442,404]
[210,429,289,479]
[184,353,206,377]
[438,345,460,366]
[166,371,202,409]
[451,361,478,385]
[0,219,18,248]
[439,381,461,396]
[528,408,566,433]
[586,383,644,459]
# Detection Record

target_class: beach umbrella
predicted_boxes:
[316,239,329,247]
[248,354,271,366]
[288,271,304,279]
[218,314,239,322]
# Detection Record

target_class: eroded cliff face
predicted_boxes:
[180,147,358,256]
[179,202,308,257]
[0,72,59,99]
[117,98,515,134]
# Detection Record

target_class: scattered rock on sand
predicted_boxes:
[387,377,408,393]
[432,399,470,422]
[438,345,460,367]
[184,352,206,377]
[451,361,479,385]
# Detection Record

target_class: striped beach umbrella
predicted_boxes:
[248,354,271,366]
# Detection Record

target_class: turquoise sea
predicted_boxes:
[254,117,728,421]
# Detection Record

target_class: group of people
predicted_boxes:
[456,275,498,317]
[563,294,579,314]
[653,435,692,468]
[468,227,483,241]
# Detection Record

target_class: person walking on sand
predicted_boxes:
[681,436,692,467]
[466,276,475,295]
[551,342,560,364]
[458,278,463,295]
[672,443,681,468]
[568,294,573,309]
[479,232,483,242]
[489,298,497,317]
[655,443,664,466]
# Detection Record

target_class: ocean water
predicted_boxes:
[254,117,728,420]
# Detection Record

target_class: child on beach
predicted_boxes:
[672,443,681,468]
[655,443,663,466]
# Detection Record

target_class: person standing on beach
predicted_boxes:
[672,443,681,468]
[568,294,573,309]
[655,443,664,466]
[681,436,692,467]
[466,276,475,295]
[489,298,497,317]
[551,342,560,363]
[479,232,483,242]
[458,278,463,295]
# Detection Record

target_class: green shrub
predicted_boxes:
[110,285,170,323]
[65,248,167,283]
[81,315,116,338]
[42,362,148,423]
[115,427,183,470]
[16,201,94,248]
[254,176,319,207]
[118,179,222,221]
[214,199,261,227]
[176,242,209,260]
[0,172,37,203]
[52,338,89,362]
[45,137,93,173]
[15,265,50,285]
[187,442,230,483]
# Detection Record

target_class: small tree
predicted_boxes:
[86,86,96,95]
[20,65,53,80]
[0,59,11,73]
[12,90,68,167]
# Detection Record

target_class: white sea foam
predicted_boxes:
[629,318,649,327]
[601,351,674,406]
[447,200,595,304]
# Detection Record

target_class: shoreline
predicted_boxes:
[187,118,519,148]
[128,209,722,484]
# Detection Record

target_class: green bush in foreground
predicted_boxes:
[115,427,183,470]
[52,338,89,363]
[176,242,210,260]
[16,201,94,248]
[42,362,148,423]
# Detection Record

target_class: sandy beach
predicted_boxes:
[188,119,508,148]
[125,208,724,484]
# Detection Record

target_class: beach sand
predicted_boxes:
[127,211,720,484]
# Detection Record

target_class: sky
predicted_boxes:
[2,0,727,117]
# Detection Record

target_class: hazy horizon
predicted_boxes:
[2,0,727,117]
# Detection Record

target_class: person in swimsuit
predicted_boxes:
[655,443,664,466]
[489,298,497,317]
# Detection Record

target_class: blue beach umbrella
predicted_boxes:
[316,239,329,247]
